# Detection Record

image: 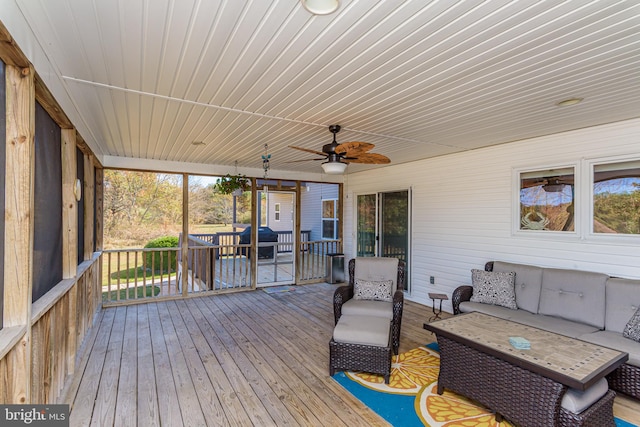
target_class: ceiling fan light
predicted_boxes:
[321,161,347,174]
[301,0,340,15]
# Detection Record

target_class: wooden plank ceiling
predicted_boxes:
[8,0,640,175]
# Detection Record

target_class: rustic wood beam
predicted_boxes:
[181,174,189,297]
[4,63,35,403]
[94,167,104,251]
[34,76,72,129]
[61,128,78,279]
[0,21,29,68]
[295,182,302,284]
[83,154,95,260]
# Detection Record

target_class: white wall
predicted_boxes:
[343,118,640,312]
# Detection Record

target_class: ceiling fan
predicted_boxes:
[522,176,574,192]
[289,125,390,174]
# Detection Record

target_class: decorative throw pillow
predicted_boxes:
[354,279,393,302]
[623,307,640,343]
[470,269,517,309]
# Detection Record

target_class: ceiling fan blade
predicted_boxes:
[285,158,325,163]
[334,141,374,155]
[347,153,390,164]
[289,145,326,156]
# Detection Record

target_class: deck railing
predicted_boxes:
[298,239,342,282]
[190,230,311,254]
[102,233,341,303]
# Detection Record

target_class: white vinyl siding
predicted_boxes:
[343,118,640,311]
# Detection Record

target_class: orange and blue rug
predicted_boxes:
[333,343,637,427]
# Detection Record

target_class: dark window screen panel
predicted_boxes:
[77,147,84,265]
[0,61,6,328]
[33,103,63,302]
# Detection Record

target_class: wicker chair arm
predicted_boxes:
[390,289,404,354]
[333,285,353,325]
[452,285,473,315]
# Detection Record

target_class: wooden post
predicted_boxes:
[61,128,77,278]
[295,182,302,284]
[94,167,104,252]
[4,64,35,403]
[182,174,189,297]
[338,182,344,252]
[250,178,258,288]
[83,153,95,260]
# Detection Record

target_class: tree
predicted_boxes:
[103,170,183,247]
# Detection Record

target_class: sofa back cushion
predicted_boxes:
[493,261,543,314]
[605,278,640,333]
[538,268,608,329]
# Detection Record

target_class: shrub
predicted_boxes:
[144,236,179,273]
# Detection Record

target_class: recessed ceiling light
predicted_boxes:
[191,141,206,146]
[556,97,584,107]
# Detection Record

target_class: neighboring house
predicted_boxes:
[263,191,294,232]
[300,183,340,242]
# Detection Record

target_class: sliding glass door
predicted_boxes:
[356,189,410,291]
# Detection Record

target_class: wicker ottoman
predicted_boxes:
[559,389,616,427]
[329,314,392,383]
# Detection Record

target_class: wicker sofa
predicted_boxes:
[452,261,640,400]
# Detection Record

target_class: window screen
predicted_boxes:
[33,103,63,302]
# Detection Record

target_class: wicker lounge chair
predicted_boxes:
[329,257,405,383]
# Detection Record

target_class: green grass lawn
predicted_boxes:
[102,285,161,301]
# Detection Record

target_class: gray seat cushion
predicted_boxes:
[561,377,608,414]
[506,311,599,339]
[458,303,599,338]
[458,301,516,319]
[341,298,393,319]
[538,268,608,329]
[579,330,640,367]
[604,277,640,333]
[333,314,391,347]
[493,261,543,314]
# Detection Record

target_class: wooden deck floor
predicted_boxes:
[65,282,640,426]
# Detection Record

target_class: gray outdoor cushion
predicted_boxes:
[506,311,599,339]
[580,330,640,367]
[458,301,517,319]
[493,261,543,314]
[605,277,640,333]
[538,268,608,329]
[333,314,391,347]
[354,257,399,293]
[561,378,608,414]
[341,298,393,319]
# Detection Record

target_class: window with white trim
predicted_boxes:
[322,199,338,239]
[518,167,575,232]
[274,203,280,221]
[592,160,640,235]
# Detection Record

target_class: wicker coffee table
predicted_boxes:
[424,312,628,427]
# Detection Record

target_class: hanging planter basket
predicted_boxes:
[214,174,251,195]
